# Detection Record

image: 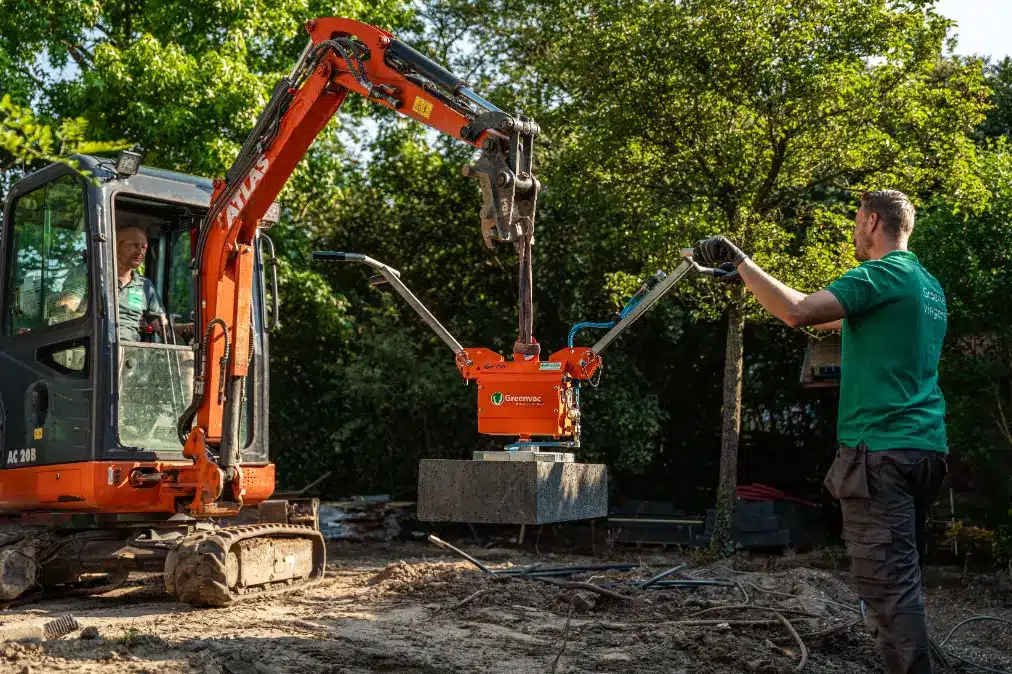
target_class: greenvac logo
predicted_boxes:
[491,392,504,406]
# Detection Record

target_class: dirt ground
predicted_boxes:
[0,541,1009,674]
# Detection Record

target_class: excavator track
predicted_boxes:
[0,527,47,604]
[166,524,326,607]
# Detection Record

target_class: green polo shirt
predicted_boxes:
[825,250,948,453]
[117,271,165,342]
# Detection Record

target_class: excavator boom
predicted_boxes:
[177,17,540,517]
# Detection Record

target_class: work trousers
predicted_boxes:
[824,444,947,674]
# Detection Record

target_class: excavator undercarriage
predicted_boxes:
[0,501,324,607]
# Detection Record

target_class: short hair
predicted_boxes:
[116,225,148,238]
[860,190,915,239]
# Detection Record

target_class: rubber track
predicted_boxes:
[0,527,68,604]
[167,523,326,607]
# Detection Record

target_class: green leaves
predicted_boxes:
[914,139,1012,551]
[452,0,987,302]
[0,94,129,180]
[0,0,416,182]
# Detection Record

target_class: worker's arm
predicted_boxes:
[55,265,88,315]
[693,236,844,330]
[737,260,844,330]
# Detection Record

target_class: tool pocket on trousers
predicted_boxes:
[840,498,892,599]
[840,497,891,542]
[823,444,870,500]
[844,540,888,561]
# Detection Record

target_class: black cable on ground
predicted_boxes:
[937,643,1010,674]
[935,615,1012,674]
[426,544,1011,672]
[940,616,1012,648]
[708,564,1012,673]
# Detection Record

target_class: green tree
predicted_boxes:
[0,94,129,199]
[0,0,415,175]
[980,57,1012,139]
[917,140,1012,563]
[439,0,990,549]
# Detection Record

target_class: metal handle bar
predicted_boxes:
[312,251,464,355]
[590,248,730,355]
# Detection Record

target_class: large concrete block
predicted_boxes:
[417,459,608,524]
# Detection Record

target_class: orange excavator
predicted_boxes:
[0,17,541,605]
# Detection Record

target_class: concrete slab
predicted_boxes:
[416,459,608,524]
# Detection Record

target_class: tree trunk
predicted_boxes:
[710,291,745,555]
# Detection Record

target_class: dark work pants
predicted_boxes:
[825,445,947,674]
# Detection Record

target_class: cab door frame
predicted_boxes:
[99,172,270,466]
[0,160,106,467]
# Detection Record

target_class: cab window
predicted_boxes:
[112,197,255,452]
[4,174,88,333]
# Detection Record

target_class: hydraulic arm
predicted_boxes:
[175,17,541,515]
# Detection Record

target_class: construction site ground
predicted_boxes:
[0,540,1009,674]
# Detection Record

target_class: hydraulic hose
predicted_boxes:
[567,291,646,347]
[177,318,230,445]
[568,321,615,348]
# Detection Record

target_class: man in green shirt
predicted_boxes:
[694,190,947,674]
[60,225,166,341]
[114,226,166,341]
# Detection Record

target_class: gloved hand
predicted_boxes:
[713,261,743,284]
[693,236,747,268]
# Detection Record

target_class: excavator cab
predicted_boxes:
[0,155,320,608]
[0,154,271,479]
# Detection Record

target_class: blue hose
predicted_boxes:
[567,294,645,347]
[567,321,615,347]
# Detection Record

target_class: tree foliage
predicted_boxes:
[437,0,991,548]
[979,57,1012,140]
[0,94,129,198]
[0,0,413,173]
[917,140,1012,560]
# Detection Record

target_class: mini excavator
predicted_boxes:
[0,17,550,606]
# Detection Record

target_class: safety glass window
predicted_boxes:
[119,342,195,452]
[5,174,88,333]
[167,229,192,322]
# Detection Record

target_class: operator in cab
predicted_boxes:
[59,225,167,341]
[114,226,166,341]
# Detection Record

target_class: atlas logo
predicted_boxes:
[225,155,270,228]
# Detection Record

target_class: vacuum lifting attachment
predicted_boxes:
[314,247,720,524]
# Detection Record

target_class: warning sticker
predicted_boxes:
[412,96,434,119]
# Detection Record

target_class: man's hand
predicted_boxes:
[693,236,747,268]
[174,322,196,343]
[713,262,744,284]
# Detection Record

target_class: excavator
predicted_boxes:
[0,17,543,606]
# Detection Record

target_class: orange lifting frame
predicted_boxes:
[312,251,707,446]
